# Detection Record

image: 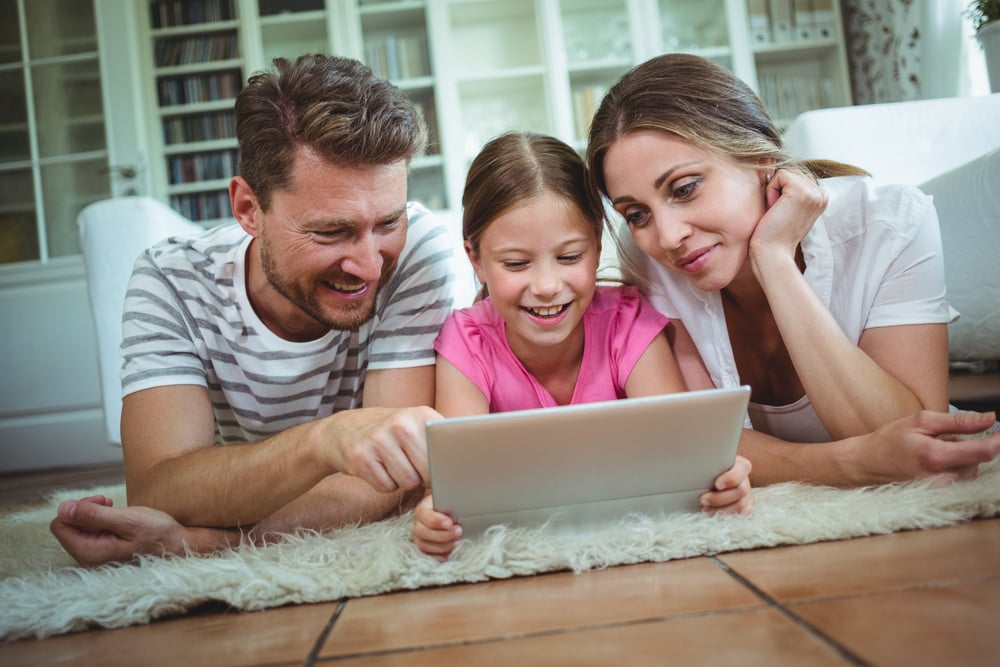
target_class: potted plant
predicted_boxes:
[967,0,1000,92]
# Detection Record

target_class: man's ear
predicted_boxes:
[230,176,261,237]
[464,240,487,284]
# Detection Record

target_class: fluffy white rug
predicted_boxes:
[2,457,999,641]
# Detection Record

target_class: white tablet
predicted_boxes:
[427,385,751,536]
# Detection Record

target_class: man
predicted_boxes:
[50,54,457,565]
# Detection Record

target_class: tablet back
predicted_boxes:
[427,385,750,536]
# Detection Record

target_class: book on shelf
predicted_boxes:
[572,84,607,141]
[747,0,836,45]
[150,0,237,28]
[747,0,772,45]
[171,190,232,221]
[168,149,238,185]
[365,35,430,81]
[162,110,236,144]
[768,0,794,43]
[154,33,238,67]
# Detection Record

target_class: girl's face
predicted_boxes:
[467,191,601,359]
[601,130,768,292]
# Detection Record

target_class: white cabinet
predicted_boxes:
[134,0,850,221]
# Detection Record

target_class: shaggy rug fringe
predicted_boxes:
[1,458,998,641]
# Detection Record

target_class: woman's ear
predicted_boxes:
[464,240,487,284]
[230,177,261,237]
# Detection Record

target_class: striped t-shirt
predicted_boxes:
[120,202,457,444]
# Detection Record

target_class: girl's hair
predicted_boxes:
[463,131,605,251]
[585,53,865,289]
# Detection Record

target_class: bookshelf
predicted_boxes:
[144,0,242,225]
[134,0,850,220]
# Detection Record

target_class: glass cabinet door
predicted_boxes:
[0,0,112,265]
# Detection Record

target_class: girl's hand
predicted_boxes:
[413,493,462,560]
[700,455,754,515]
[749,168,828,263]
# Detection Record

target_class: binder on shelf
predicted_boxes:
[747,0,772,45]
[768,0,794,43]
[812,0,836,39]
[792,0,816,41]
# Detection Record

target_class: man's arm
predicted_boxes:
[123,368,436,529]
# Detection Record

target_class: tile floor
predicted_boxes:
[0,462,997,667]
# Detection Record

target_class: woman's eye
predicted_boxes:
[673,179,699,200]
[624,209,649,228]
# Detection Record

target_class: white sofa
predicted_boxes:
[783,95,1000,367]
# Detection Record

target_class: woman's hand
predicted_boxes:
[413,493,462,560]
[700,455,754,515]
[749,168,828,265]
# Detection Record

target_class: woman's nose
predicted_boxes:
[654,213,693,251]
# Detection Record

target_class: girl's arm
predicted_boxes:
[750,170,946,439]
[434,355,490,417]
[623,329,688,398]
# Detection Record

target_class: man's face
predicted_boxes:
[247,147,409,341]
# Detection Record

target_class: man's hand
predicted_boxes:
[319,405,441,493]
[49,496,189,567]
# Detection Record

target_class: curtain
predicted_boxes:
[842,0,985,103]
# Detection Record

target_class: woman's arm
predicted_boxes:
[750,171,945,439]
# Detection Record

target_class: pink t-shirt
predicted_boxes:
[434,285,669,412]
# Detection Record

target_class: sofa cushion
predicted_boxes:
[919,148,1000,362]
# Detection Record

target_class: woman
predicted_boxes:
[586,53,1000,487]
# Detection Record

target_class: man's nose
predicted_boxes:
[340,234,383,282]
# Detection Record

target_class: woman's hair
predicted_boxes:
[585,53,865,290]
[236,54,427,210]
[586,53,864,194]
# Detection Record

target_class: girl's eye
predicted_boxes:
[558,253,584,263]
[502,260,528,270]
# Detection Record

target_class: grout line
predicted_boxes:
[709,556,871,667]
[313,605,765,663]
[304,598,348,667]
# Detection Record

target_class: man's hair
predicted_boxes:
[235,54,427,210]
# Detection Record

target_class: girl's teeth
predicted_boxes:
[530,305,563,317]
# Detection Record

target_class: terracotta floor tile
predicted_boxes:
[320,558,763,658]
[321,607,852,667]
[717,518,1000,602]
[0,601,337,667]
[790,577,1000,667]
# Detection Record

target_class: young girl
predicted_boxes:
[414,131,754,558]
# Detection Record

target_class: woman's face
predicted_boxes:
[602,130,768,292]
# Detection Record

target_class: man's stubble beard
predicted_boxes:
[259,241,396,332]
